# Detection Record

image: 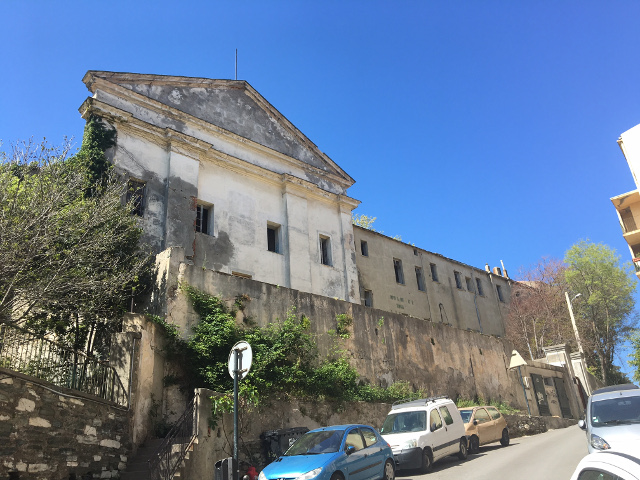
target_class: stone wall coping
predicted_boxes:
[0,367,129,411]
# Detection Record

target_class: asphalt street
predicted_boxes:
[396,425,589,480]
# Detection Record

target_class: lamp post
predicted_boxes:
[565,292,584,354]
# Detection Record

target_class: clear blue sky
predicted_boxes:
[2,1,640,375]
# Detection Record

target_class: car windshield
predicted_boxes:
[380,411,427,434]
[591,395,640,427]
[284,430,345,456]
[459,410,473,424]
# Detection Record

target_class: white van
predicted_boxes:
[380,396,468,472]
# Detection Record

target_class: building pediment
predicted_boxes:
[82,71,354,193]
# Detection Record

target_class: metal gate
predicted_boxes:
[531,374,551,416]
[553,377,573,418]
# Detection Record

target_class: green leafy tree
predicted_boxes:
[565,240,637,385]
[0,133,152,354]
[628,331,640,383]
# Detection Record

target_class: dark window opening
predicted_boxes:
[416,267,426,291]
[320,236,332,265]
[394,258,405,284]
[430,263,439,282]
[126,180,145,217]
[196,205,210,234]
[476,278,484,296]
[454,271,463,290]
[497,285,505,302]
[267,224,280,253]
[363,289,373,307]
[361,240,369,256]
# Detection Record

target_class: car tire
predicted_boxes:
[500,429,510,447]
[330,472,345,480]
[383,459,395,480]
[469,435,479,454]
[457,438,468,460]
[421,448,433,474]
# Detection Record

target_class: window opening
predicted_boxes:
[415,267,426,291]
[267,223,281,253]
[320,235,332,266]
[394,258,405,284]
[361,240,369,256]
[465,277,474,292]
[429,409,443,431]
[454,271,463,290]
[476,278,484,296]
[196,204,210,234]
[497,285,505,302]
[430,263,439,282]
[439,406,454,425]
[126,180,145,217]
[363,289,373,307]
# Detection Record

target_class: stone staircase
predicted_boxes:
[120,438,164,480]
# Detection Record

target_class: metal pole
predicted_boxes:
[565,292,584,355]
[233,348,239,480]
[518,366,532,417]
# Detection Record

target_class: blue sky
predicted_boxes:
[2,1,640,375]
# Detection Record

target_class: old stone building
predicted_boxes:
[80,70,512,335]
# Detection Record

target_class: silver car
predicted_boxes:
[578,384,640,453]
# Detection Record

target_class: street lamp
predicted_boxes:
[565,292,584,355]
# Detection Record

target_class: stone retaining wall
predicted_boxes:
[504,413,577,438]
[0,368,130,480]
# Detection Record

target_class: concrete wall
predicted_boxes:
[0,369,130,480]
[155,247,525,406]
[354,227,511,336]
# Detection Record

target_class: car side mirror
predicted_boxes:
[473,420,478,426]
[346,445,356,455]
[578,419,586,430]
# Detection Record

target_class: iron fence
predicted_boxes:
[149,394,198,480]
[0,322,128,407]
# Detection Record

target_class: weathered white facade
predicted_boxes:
[80,71,361,302]
[79,70,512,333]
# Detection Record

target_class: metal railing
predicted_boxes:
[0,322,128,407]
[149,393,199,480]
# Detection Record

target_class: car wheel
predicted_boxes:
[500,429,510,447]
[421,448,433,474]
[383,459,395,480]
[330,472,345,480]
[457,438,468,460]
[469,435,480,454]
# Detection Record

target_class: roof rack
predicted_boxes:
[391,395,450,410]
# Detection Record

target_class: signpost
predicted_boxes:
[228,341,253,480]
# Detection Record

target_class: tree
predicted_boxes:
[506,257,573,359]
[629,331,640,383]
[352,213,377,230]
[565,240,637,385]
[0,133,153,354]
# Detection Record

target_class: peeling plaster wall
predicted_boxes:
[157,247,524,407]
[354,227,510,337]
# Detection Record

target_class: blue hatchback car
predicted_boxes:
[258,424,395,480]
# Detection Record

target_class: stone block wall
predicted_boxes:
[0,368,130,480]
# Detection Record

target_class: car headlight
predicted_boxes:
[258,471,266,480]
[400,439,417,449]
[295,468,322,480]
[590,434,611,450]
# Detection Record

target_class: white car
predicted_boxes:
[380,396,467,472]
[570,451,640,480]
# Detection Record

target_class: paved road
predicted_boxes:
[396,425,589,480]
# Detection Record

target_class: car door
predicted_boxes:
[485,407,504,442]
[343,427,375,480]
[359,427,387,480]
[438,405,458,456]
[427,407,451,461]
[473,408,492,445]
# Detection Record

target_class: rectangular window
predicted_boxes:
[196,204,211,234]
[394,258,405,284]
[126,180,146,217]
[465,277,474,292]
[430,263,439,282]
[454,271,463,290]
[413,248,418,256]
[267,223,281,253]
[361,240,369,257]
[415,267,426,291]
[363,289,373,307]
[320,235,332,266]
[497,285,505,302]
[476,278,484,296]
